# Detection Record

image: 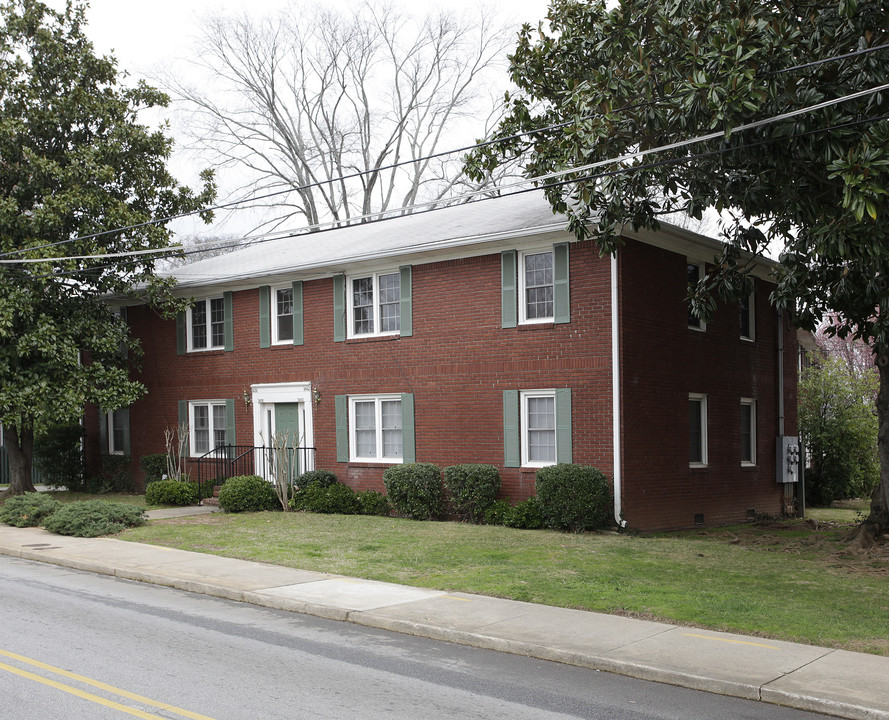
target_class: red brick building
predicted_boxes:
[98,193,800,530]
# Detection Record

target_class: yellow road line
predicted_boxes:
[681,633,779,650]
[0,649,218,720]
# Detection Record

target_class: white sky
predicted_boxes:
[47,0,552,237]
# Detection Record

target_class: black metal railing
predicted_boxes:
[190,445,316,499]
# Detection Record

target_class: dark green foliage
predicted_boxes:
[504,497,545,529]
[33,423,84,490]
[483,499,513,525]
[293,483,360,514]
[536,464,612,532]
[0,492,60,527]
[355,490,391,516]
[140,454,169,484]
[144,480,199,507]
[296,469,339,489]
[383,463,444,520]
[217,475,279,513]
[87,455,133,493]
[443,464,501,523]
[42,500,146,537]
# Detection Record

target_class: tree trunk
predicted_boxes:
[849,353,889,548]
[0,424,37,498]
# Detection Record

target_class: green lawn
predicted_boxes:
[121,510,889,656]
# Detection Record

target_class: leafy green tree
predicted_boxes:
[799,354,879,505]
[0,0,214,497]
[467,0,889,538]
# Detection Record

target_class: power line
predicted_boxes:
[2,41,887,261]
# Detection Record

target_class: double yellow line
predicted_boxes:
[0,648,218,719]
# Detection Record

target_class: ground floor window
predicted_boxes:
[189,401,228,456]
[741,398,756,465]
[689,393,708,466]
[503,388,572,468]
[335,393,415,464]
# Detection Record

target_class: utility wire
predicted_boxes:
[2,41,887,261]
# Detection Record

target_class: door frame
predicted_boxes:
[250,382,315,474]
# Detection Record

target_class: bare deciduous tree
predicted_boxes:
[169,0,513,231]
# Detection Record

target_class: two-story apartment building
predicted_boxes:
[92,192,799,530]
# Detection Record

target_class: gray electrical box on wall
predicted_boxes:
[777,436,800,483]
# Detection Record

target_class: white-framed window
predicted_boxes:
[348,271,400,338]
[740,287,755,341]
[189,401,228,456]
[188,297,225,351]
[689,393,708,466]
[272,286,294,344]
[687,261,706,331]
[348,395,403,463]
[521,390,557,467]
[740,398,756,465]
[519,249,555,324]
[107,410,127,455]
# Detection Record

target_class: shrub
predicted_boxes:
[140,454,169,485]
[443,464,500,523]
[383,463,444,520]
[0,493,61,527]
[295,482,359,514]
[504,497,545,529]
[356,490,391,516]
[33,423,84,490]
[296,469,339,489]
[145,480,199,507]
[85,455,133,493]
[42,500,146,537]
[483,499,513,526]
[536,464,612,532]
[217,475,279,513]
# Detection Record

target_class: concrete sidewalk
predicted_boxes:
[0,516,886,720]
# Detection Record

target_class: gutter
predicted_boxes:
[612,252,627,528]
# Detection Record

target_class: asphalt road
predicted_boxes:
[0,556,834,720]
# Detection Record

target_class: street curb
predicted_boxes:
[2,543,887,720]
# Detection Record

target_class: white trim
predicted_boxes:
[520,389,557,468]
[740,398,757,466]
[270,285,294,345]
[188,400,227,457]
[689,393,708,467]
[187,296,225,351]
[518,247,555,325]
[346,271,401,339]
[347,394,404,463]
[251,382,314,454]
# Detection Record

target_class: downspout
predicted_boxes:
[777,311,785,436]
[612,252,627,527]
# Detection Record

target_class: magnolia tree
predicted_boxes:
[467,0,889,541]
[0,0,214,496]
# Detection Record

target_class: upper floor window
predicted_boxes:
[189,297,225,350]
[520,250,554,323]
[687,262,706,331]
[740,288,755,341]
[501,244,570,328]
[273,286,294,344]
[689,393,708,466]
[350,271,400,337]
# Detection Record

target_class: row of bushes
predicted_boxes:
[215,463,612,533]
[0,494,146,537]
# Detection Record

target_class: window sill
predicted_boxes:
[186,348,226,355]
[343,460,404,467]
[689,463,709,469]
[345,334,400,344]
[740,336,755,343]
[741,462,757,469]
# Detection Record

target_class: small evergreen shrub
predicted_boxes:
[140,454,168,484]
[383,463,444,520]
[42,500,146,537]
[33,423,84,490]
[0,493,61,527]
[86,455,133,493]
[145,479,199,507]
[295,483,359,514]
[296,469,338,489]
[536,463,612,532]
[443,464,500,523]
[504,497,544,529]
[356,490,390,516]
[483,499,513,526]
[217,475,279,513]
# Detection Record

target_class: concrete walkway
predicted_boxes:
[0,512,886,720]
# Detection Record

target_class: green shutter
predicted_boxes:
[335,394,348,461]
[501,251,517,328]
[98,407,108,456]
[119,306,129,359]
[554,242,571,324]
[333,275,346,342]
[401,393,415,463]
[503,390,520,467]
[555,388,573,463]
[223,291,234,352]
[225,399,236,447]
[399,265,412,337]
[120,408,131,456]
[176,312,186,355]
[178,400,188,431]
[292,281,304,346]
[259,286,271,348]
